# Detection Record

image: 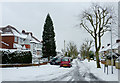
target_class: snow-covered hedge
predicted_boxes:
[0,50,32,64]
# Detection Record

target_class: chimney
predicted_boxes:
[107,44,110,46]
[22,30,25,34]
[116,39,120,43]
[102,46,104,49]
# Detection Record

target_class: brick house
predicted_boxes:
[0,25,31,50]
[22,30,42,57]
[0,25,42,63]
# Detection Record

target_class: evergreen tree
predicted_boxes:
[42,14,56,60]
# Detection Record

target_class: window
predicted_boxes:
[13,43,16,48]
[14,37,17,42]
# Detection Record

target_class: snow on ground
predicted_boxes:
[77,59,119,81]
[1,62,75,81]
[1,59,120,81]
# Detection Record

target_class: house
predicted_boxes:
[0,25,31,50]
[22,30,42,63]
[100,43,119,59]
[22,30,42,56]
[0,25,43,63]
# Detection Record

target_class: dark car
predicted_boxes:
[60,57,72,67]
[49,57,61,65]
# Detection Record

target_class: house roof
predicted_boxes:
[100,43,118,52]
[30,36,41,43]
[0,25,20,34]
[0,25,41,43]
[22,30,41,43]
[0,25,31,39]
[107,52,120,58]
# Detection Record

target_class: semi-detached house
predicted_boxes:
[0,25,42,60]
[0,25,31,50]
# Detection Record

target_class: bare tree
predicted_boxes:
[80,39,93,62]
[80,44,86,60]
[66,41,78,59]
[80,3,115,68]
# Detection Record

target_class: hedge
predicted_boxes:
[0,50,32,64]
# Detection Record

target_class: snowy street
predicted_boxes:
[1,59,119,82]
[2,59,84,81]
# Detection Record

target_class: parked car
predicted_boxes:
[49,57,61,65]
[60,57,72,67]
[40,58,48,63]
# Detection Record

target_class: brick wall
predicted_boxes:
[2,36,15,49]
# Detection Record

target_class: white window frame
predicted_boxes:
[14,36,17,42]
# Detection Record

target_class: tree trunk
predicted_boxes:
[48,56,50,61]
[95,51,101,68]
[87,50,90,62]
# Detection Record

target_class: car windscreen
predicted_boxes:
[56,58,61,62]
[61,58,69,61]
[52,58,57,61]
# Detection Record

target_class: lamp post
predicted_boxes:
[110,27,113,74]
[64,40,65,56]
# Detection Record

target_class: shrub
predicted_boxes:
[0,50,32,64]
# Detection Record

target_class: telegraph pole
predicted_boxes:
[64,40,65,56]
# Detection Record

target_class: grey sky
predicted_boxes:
[1,2,118,51]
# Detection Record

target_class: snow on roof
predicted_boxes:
[107,52,119,57]
[1,25,37,41]
[100,43,118,52]
[0,26,30,39]
[1,30,31,39]
[12,29,28,39]
[30,40,40,43]
[30,36,41,44]
[1,34,14,36]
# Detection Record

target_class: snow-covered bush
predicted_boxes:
[0,50,32,64]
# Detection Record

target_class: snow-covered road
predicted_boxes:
[50,60,85,81]
[1,59,119,82]
[1,59,88,81]
[1,59,76,81]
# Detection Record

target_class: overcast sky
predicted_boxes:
[0,2,118,51]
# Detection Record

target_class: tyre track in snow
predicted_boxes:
[49,68,74,81]
[49,60,86,81]
[77,59,108,82]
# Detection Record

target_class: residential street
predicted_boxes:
[1,59,106,82]
[50,60,86,81]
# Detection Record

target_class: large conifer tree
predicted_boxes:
[42,14,56,60]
